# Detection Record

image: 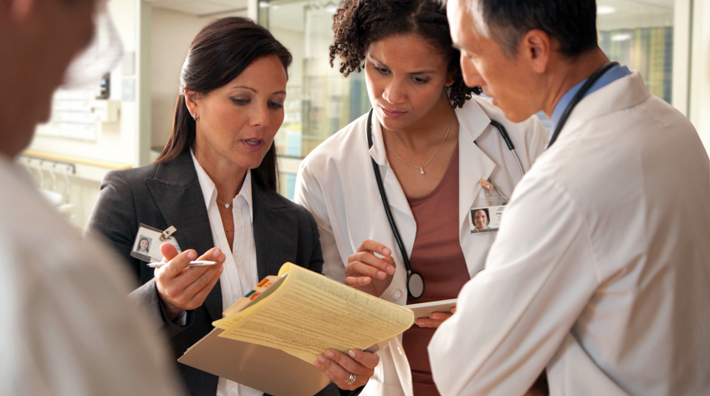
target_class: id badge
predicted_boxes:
[470,205,505,234]
[131,223,181,262]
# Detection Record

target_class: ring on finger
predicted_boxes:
[345,372,356,385]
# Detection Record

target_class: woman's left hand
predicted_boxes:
[415,306,456,328]
[315,348,379,391]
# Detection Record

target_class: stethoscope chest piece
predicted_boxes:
[407,271,424,299]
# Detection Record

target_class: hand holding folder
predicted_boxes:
[179,263,414,396]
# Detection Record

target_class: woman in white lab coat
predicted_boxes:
[294,1,548,395]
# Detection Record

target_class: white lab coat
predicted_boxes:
[295,97,547,396]
[429,72,710,395]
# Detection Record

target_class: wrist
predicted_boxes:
[159,296,184,321]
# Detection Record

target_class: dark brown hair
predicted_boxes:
[329,0,475,108]
[156,17,292,192]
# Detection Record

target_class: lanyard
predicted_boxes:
[548,62,619,148]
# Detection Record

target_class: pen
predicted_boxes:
[147,261,217,268]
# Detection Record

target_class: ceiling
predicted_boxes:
[147,0,677,29]
[148,0,249,17]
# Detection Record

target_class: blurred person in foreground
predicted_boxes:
[0,0,183,395]
[429,0,710,395]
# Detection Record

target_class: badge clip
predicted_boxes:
[159,225,177,241]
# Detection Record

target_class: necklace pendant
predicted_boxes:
[420,167,425,175]
[224,203,231,209]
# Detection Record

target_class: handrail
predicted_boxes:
[22,150,132,171]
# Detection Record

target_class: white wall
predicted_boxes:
[151,8,249,150]
[24,0,149,231]
[30,0,146,168]
[22,3,250,232]
[151,9,211,150]
[689,0,710,151]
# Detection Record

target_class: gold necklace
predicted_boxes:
[383,113,455,175]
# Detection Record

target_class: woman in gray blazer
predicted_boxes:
[87,17,375,396]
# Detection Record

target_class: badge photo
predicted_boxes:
[131,224,181,263]
[470,206,505,234]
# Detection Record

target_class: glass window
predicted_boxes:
[261,0,678,198]
[597,1,675,104]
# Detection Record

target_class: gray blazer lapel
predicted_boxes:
[146,151,223,322]
[252,178,297,279]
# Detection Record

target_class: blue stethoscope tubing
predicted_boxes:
[367,107,523,299]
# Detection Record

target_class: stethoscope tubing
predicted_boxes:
[366,107,523,299]
[548,62,619,148]
[366,110,424,299]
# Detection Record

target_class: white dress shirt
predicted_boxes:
[0,156,182,396]
[429,73,710,395]
[191,153,261,396]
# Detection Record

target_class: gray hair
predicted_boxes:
[460,0,599,58]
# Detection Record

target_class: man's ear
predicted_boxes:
[3,0,35,24]
[520,29,551,74]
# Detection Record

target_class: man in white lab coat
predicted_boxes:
[429,1,710,395]
[0,0,182,395]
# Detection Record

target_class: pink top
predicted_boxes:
[402,145,470,395]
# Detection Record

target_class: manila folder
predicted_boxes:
[178,328,330,396]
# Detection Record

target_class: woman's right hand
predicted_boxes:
[344,240,396,297]
[155,243,225,321]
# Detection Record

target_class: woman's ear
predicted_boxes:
[184,89,200,119]
[445,69,456,87]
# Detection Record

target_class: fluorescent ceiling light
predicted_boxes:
[611,33,632,41]
[597,6,616,14]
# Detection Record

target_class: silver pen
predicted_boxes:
[147,260,217,268]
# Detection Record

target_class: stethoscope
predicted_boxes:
[366,62,619,299]
[367,108,524,299]
[548,61,619,147]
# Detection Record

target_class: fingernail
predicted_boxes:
[213,249,221,257]
[383,248,391,255]
[317,355,326,364]
[188,251,197,259]
[386,266,395,275]
[325,350,335,359]
[348,350,356,358]
[378,271,386,279]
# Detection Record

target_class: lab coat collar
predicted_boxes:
[365,111,417,251]
[365,101,499,261]
[367,110,388,166]
[456,99,497,232]
[556,72,650,146]
[367,100,496,167]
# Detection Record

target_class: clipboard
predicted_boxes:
[405,298,457,319]
[178,328,331,396]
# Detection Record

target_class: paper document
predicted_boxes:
[213,262,414,364]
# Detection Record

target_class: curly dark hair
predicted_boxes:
[330,0,475,108]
